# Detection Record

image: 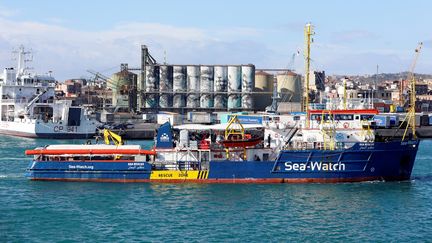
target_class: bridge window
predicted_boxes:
[335,114,353,120]
[360,115,374,120]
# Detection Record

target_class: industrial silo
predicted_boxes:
[255,71,274,91]
[200,66,214,108]
[253,71,274,111]
[277,71,302,102]
[110,70,137,108]
[227,66,242,109]
[214,66,228,109]
[186,65,200,108]
[145,65,159,108]
[241,65,255,109]
[173,66,187,108]
[159,65,173,108]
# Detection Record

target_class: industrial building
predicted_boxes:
[98,45,315,114]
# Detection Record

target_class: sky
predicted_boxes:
[0,0,431,80]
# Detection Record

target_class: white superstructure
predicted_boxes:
[0,46,100,138]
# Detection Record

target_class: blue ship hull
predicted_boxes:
[26,140,419,183]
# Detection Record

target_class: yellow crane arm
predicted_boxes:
[103,129,123,145]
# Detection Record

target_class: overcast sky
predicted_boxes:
[0,0,431,80]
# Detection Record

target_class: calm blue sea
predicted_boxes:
[0,136,431,242]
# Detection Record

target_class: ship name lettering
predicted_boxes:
[284,162,345,171]
[128,163,145,166]
[68,165,94,170]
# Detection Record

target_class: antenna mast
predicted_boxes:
[304,23,314,127]
[402,42,422,140]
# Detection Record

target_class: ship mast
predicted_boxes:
[402,42,422,140]
[304,23,314,128]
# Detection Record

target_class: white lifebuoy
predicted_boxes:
[343,122,349,129]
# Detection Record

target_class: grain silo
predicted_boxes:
[241,65,254,109]
[145,65,159,108]
[200,65,214,108]
[277,71,302,102]
[187,65,200,108]
[253,71,274,111]
[159,65,173,108]
[255,71,274,91]
[214,65,228,109]
[173,66,187,108]
[227,66,241,109]
[110,70,137,108]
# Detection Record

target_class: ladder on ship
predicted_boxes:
[320,110,336,150]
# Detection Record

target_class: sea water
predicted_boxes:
[0,136,431,242]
